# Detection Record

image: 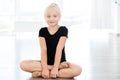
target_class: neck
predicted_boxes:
[47,25,60,34]
[48,24,59,29]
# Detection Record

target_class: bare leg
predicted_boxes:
[20,60,81,78]
[59,61,69,69]
[20,60,42,72]
[58,63,82,78]
[20,60,43,78]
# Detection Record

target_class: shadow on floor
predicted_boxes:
[28,77,75,80]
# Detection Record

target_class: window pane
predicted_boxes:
[16,0,60,15]
[62,0,91,26]
[15,0,61,21]
[0,0,15,15]
[0,16,14,32]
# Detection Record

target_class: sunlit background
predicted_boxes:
[0,0,120,80]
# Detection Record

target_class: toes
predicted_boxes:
[32,71,41,78]
[59,62,69,69]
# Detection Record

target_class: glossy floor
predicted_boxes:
[0,29,120,80]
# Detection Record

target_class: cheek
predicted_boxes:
[45,16,49,20]
[57,16,60,20]
[56,18,60,22]
[45,18,50,22]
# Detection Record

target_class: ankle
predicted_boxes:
[32,71,42,78]
[59,62,69,69]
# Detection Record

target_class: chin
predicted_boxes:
[49,24,57,27]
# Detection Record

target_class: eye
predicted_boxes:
[47,15,51,18]
[53,15,57,17]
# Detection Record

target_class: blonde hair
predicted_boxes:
[49,3,58,7]
[44,3,61,15]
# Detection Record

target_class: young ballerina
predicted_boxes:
[20,3,82,79]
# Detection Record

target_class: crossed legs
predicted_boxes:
[20,60,82,78]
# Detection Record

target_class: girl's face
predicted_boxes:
[44,7,61,27]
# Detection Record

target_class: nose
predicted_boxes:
[49,16,54,20]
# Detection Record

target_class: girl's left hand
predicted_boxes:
[50,68,59,78]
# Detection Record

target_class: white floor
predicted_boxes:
[0,28,120,80]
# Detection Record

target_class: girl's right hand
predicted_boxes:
[42,69,50,79]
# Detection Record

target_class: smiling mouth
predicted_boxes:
[50,22,55,23]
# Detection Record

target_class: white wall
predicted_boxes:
[0,0,92,32]
[0,0,116,32]
[112,0,120,33]
[91,0,113,29]
[118,4,120,33]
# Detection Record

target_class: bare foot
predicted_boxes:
[59,62,69,69]
[32,71,41,78]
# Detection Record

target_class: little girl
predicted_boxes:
[20,3,82,79]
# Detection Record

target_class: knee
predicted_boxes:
[72,65,82,77]
[20,60,29,71]
[75,66,82,76]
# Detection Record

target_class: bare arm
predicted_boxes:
[39,37,50,78]
[54,37,67,69]
[50,37,67,78]
[39,37,48,69]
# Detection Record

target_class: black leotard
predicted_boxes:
[39,26,68,65]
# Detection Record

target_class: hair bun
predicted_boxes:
[50,3,58,7]
[44,3,61,15]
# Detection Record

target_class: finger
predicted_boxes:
[44,75,49,79]
[42,74,46,79]
[46,75,50,79]
[56,73,59,77]
[51,74,56,78]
